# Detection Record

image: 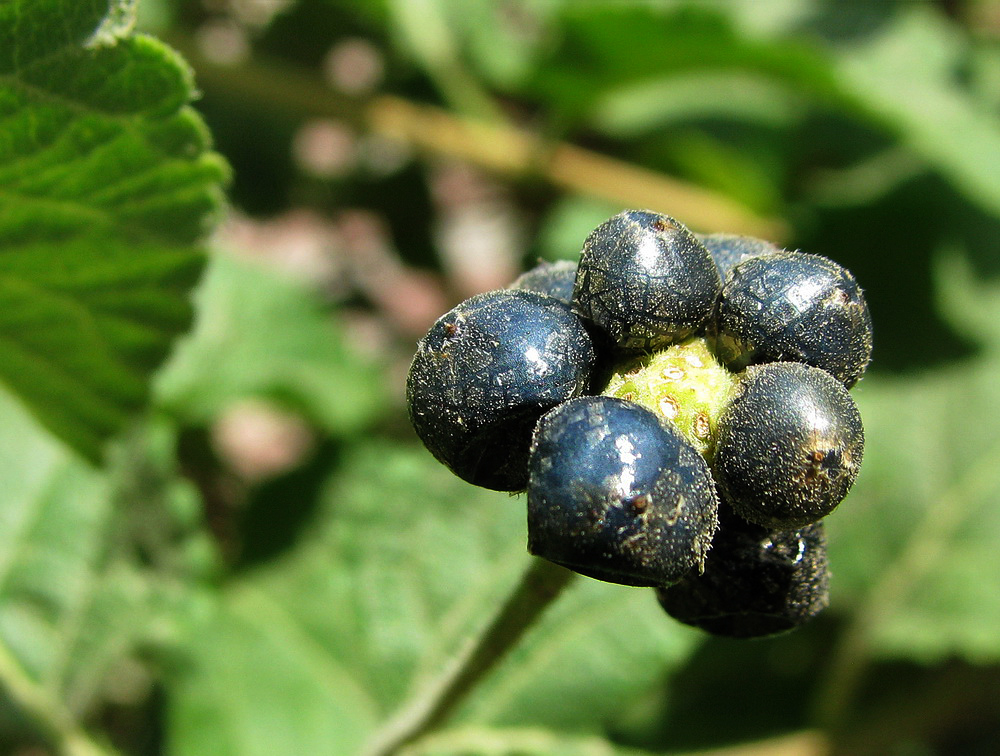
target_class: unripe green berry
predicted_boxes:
[602,337,737,460]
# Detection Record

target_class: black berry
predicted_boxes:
[715,251,873,387]
[573,210,721,354]
[407,289,596,491]
[527,396,718,587]
[510,260,578,305]
[656,504,829,639]
[713,362,864,529]
[696,232,781,280]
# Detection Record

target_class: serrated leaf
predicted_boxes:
[155,252,387,436]
[166,442,700,755]
[0,2,228,461]
[827,253,1000,663]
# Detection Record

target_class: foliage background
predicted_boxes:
[2,0,1000,754]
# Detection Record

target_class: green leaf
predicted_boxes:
[828,252,1000,663]
[530,5,845,127]
[829,7,1000,221]
[155,252,387,437]
[538,4,1000,225]
[590,71,806,137]
[166,442,700,754]
[536,196,623,262]
[402,725,655,755]
[0,384,146,746]
[0,1,228,461]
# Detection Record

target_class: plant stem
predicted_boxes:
[810,438,1000,734]
[0,640,117,756]
[362,557,577,756]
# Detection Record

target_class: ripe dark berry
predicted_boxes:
[527,396,718,587]
[510,260,577,305]
[713,362,864,529]
[407,289,596,491]
[696,233,781,280]
[715,250,873,387]
[656,505,829,639]
[573,210,721,354]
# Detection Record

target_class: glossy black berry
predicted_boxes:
[696,233,781,280]
[656,505,829,639]
[573,210,721,354]
[714,362,864,529]
[715,251,873,387]
[407,289,596,491]
[510,260,577,305]
[527,396,718,587]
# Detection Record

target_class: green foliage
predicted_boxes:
[167,442,698,755]
[0,383,161,752]
[831,255,1000,663]
[0,0,227,461]
[3,0,1000,754]
[156,253,387,437]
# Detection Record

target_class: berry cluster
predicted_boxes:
[407,209,871,638]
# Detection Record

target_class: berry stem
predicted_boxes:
[362,558,577,756]
[809,438,1000,734]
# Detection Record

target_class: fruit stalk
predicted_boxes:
[363,558,577,756]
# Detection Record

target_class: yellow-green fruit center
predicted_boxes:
[602,337,737,460]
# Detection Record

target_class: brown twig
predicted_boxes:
[170,37,787,241]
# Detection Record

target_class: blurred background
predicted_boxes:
[6,0,1000,754]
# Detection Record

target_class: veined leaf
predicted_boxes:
[0,384,152,745]
[166,442,700,755]
[0,0,228,461]
[828,252,1000,662]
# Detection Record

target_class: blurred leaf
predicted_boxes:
[830,7,1000,221]
[536,4,1000,230]
[828,251,1000,662]
[536,197,622,262]
[386,0,499,119]
[440,0,554,91]
[166,442,700,754]
[591,71,805,137]
[531,5,845,126]
[0,385,155,739]
[0,0,228,461]
[155,252,386,437]
[935,252,1000,349]
[657,131,782,215]
[402,725,655,755]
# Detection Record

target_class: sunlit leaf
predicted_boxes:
[0,0,228,460]
[166,442,700,754]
